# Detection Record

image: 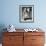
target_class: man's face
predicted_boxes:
[27,8,30,12]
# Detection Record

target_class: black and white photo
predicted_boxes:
[19,5,34,23]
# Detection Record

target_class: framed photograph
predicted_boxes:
[19,5,34,23]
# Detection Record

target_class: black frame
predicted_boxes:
[19,5,34,23]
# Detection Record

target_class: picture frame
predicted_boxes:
[19,5,34,23]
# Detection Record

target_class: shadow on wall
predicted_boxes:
[0,24,7,43]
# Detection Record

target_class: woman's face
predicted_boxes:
[23,8,26,12]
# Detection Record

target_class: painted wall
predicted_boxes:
[0,0,46,29]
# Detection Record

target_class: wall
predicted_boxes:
[0,0,46,29]
[0,0,46,44]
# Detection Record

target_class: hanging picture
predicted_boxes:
[19,5,34,23]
